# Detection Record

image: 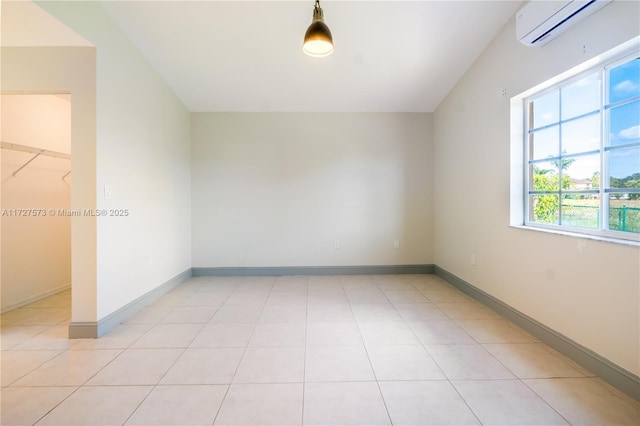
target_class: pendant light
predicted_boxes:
[303,0,334,57]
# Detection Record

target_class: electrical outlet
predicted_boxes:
[104,184,112,199]
[471,254,477,266]
[334,240,340,249]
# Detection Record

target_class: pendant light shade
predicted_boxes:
[303,0,334,57]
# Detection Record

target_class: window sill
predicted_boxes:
[510,225,640,247]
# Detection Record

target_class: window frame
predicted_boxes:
[523,49,640,243]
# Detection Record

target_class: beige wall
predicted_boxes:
[192,112,433,268]
[433,1,640,375]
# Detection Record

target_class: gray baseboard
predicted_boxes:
[68,269,192,339]
[434,265,640,402]
[66,322,98,339]
[192,264,434,277]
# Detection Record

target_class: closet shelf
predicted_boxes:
[1,141,71,159]
[1,141,71,178]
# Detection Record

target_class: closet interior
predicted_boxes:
[1,94,72,314]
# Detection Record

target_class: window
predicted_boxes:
[524,50,640,242]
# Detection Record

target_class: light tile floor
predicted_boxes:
[1,274,639,425]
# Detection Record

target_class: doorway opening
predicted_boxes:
[1,93,72,331]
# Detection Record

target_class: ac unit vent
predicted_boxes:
[516,0,612,47]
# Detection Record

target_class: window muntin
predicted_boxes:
[525,52,640,240]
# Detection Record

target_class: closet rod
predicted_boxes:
[1,141,71,160]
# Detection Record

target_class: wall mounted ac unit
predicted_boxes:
[516,0,612,47]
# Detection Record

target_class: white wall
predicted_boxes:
[433,1,640,375]
[192,113,433,268]
[1,95,71,311]
[34,1,192,321]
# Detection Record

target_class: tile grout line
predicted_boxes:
[4,274,638,425]
[119,314,213,425]
[2,349,63,388]
[351,275,394,426]
[26,354,82,426]
[2,296,77,424]
[117,277,229,425]
[202,277,247,426]
[301,275,310,426]
[518,378,576,425]
[67,284,216,425]
[412,275,578,425]
[210,275,273,426]
[78,320,169,426]
[439,306,584,425]
[24,311,85,422]
[405,275,485,426]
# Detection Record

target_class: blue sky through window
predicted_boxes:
[608,57,640,180]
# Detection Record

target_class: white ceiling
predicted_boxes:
[100,1,522,112]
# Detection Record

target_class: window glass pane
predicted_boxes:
[530,161,560,192]
[523,47,640,241]
[609,100,640,146]
[530,126,559,160]
[609,195,640,234]
[609,57,640,105]
[608,147,640,189]
[561,114,599,155]
[564,154,600,190]
[529,194,559,224]
[531,90,559,129]
[561,73,600,120]
[561,195,599,229]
